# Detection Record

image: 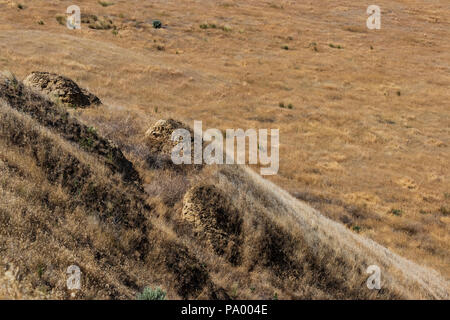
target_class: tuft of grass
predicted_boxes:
[87,127,97,135]
[37,265,46,278]
[352,225,361,233]
[153,20,162,29]
[200,23,230,32]
[1,71,19,90]
[89,20,114,30]
[308,42,318,52]
[98,1,114,7]
[269,3,284,9]
[279,102,293,109]
[136,287,166,300]
[282,45,289,50]
[221,25,232,32]
[37,20,45,25]
[79,137,94,151]
[329,43,343,49]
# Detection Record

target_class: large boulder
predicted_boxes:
[23,71,100,107]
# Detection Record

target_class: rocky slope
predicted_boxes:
[0,72,448,299]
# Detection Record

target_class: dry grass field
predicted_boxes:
[0,0,448,299]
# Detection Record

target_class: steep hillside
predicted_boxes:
[0,73,224,299]
[0,0,448,278]
[0,73,448,299]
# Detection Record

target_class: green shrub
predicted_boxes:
[329,43,343,49]
[439,206,449,216]
[137,287,166,300]
[153,20,162,29]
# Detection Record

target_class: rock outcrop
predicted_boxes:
[23,71,100,107]
[182,184,242,265]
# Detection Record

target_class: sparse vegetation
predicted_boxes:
[0,0,449,300]
[200,23,230,32]
[98,1,114,7]
[200,23,217,29]
[279,102,293,109]
[309,42,318,52]
[1,74,447,300]
[152,20,162,29]
[390,209,403,216]
[80,14,114,30]
[221,25,232,32]
[55,15,65,26]
[439,207,449,216]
